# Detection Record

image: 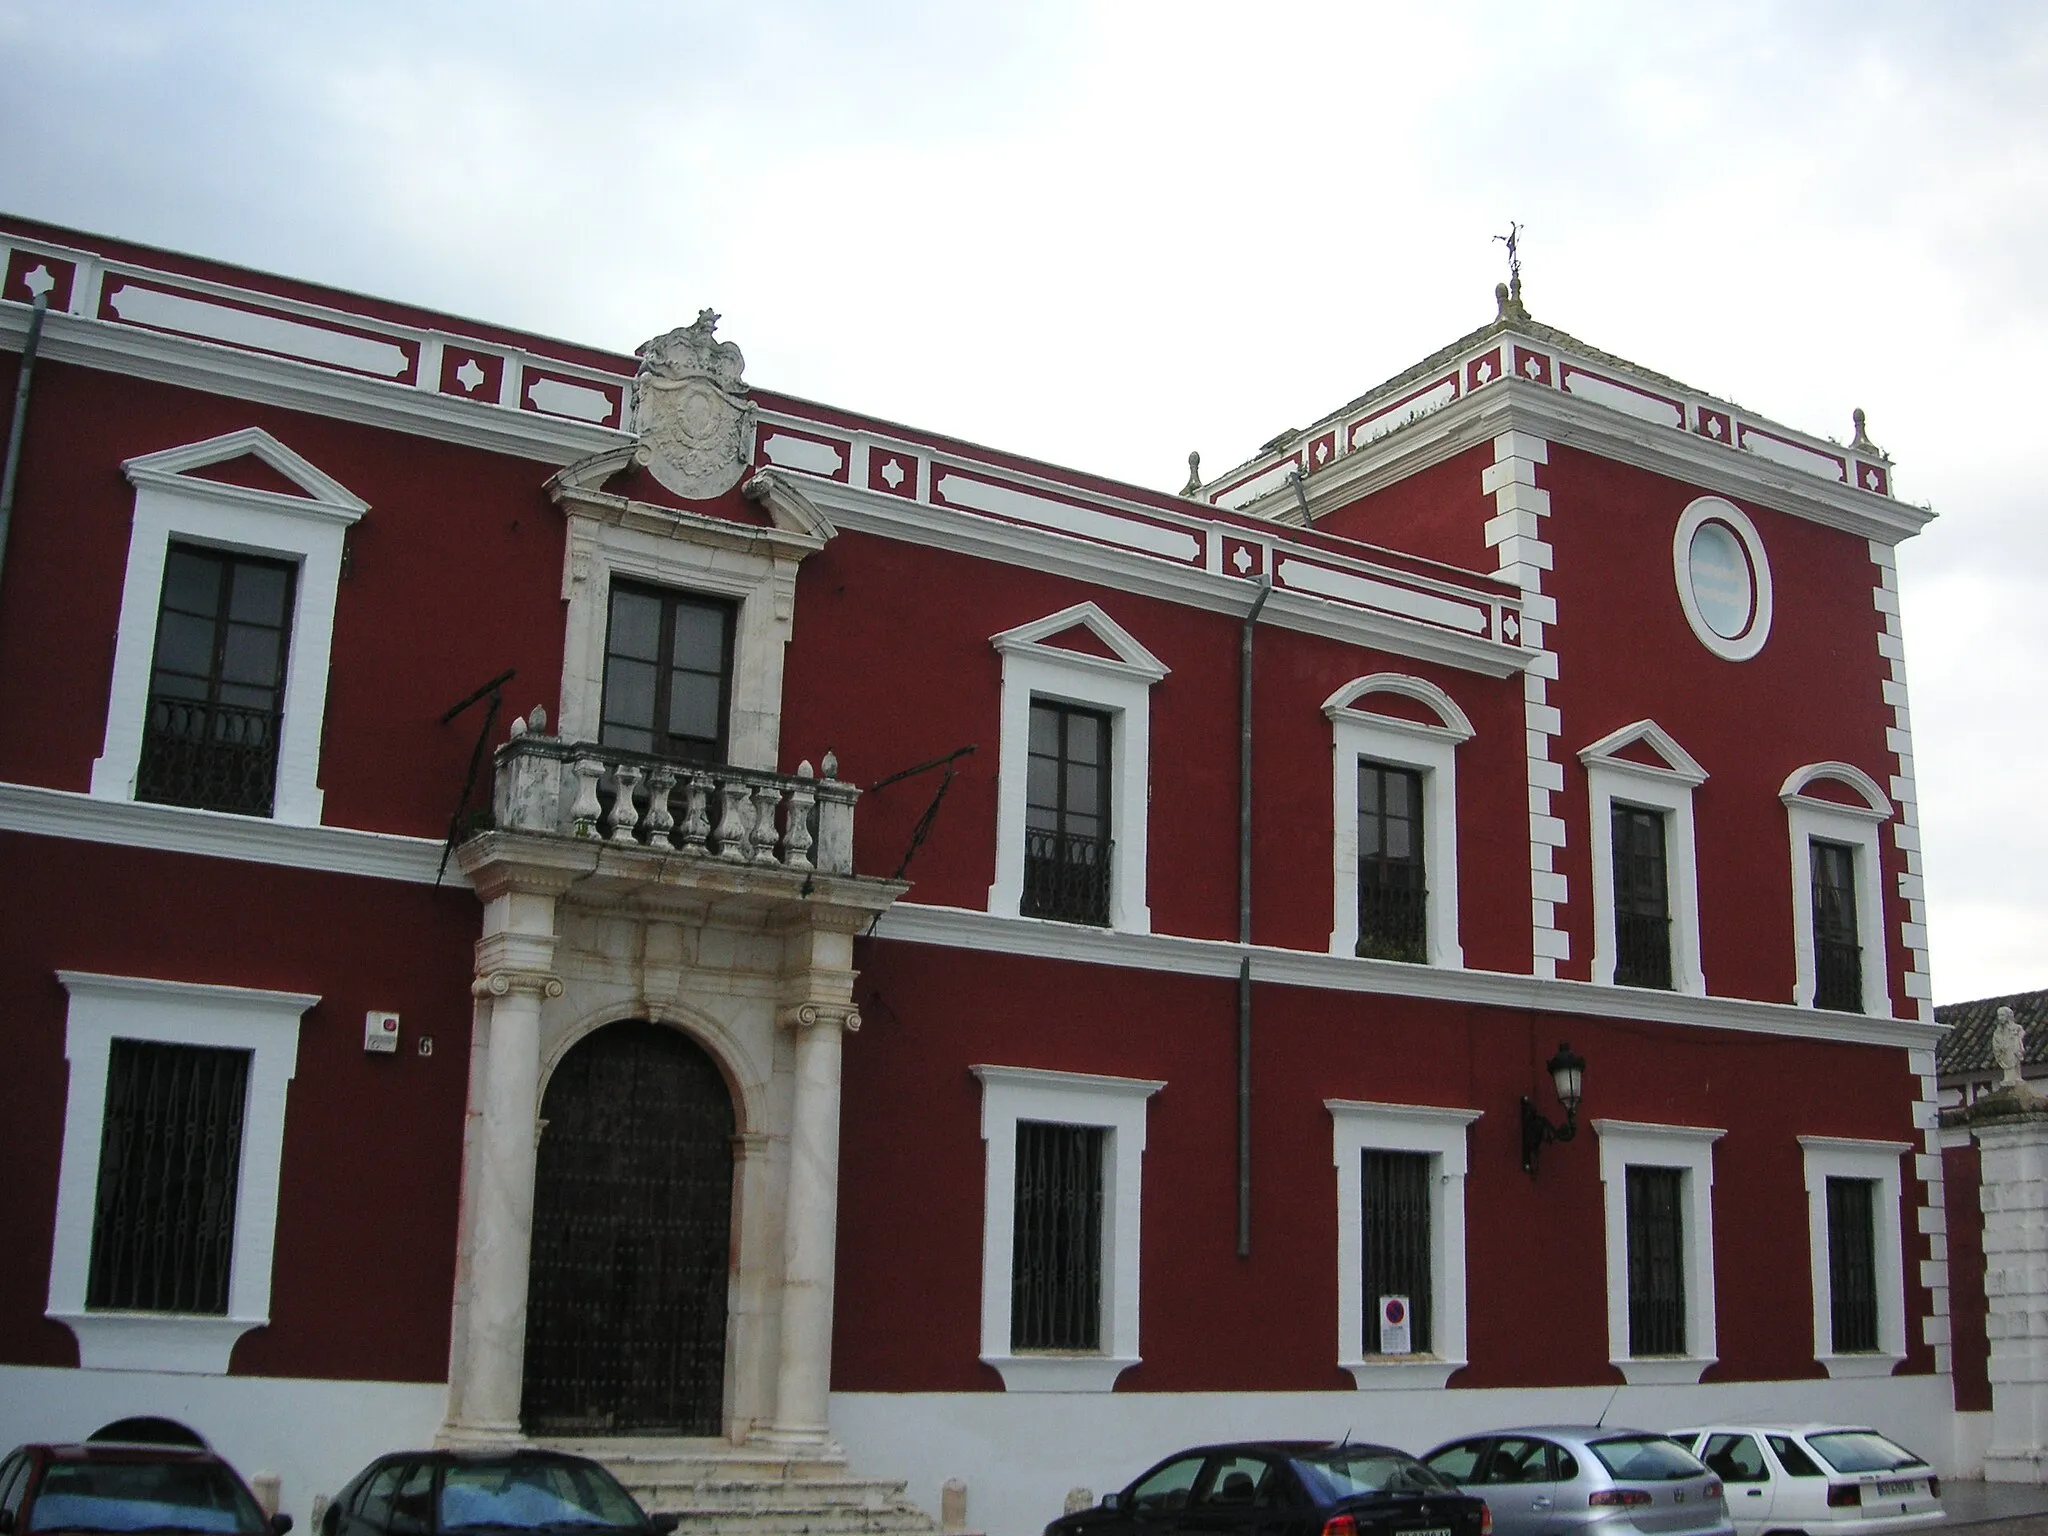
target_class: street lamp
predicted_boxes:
[1521,1041,1586,1174]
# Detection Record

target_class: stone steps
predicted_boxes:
[545,1442,939,1536]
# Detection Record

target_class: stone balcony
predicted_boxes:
[463,715,894,919]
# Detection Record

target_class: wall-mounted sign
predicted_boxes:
[1673,497,1773,662]
[1379,1294,1412,1355]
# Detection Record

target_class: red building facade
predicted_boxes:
[0,222,1950,1533]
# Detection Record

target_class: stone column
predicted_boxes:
[765,1000,856,1447]
[1974,1090,2048,1482]
[442,878,562,1446]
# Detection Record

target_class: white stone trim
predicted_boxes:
[1327,1099,1482,1389]
[1581,722,1708,995]
[1780,764,1895,1017]
[551,473,831,770]
[1594,1117,1724,1384]
[0,780,457,885]
[1484,433,1568,977]
[1798,1135,1912,1378]
[48,971,317,1373]
[91,429,366,825]
[1324,677,1471,968]
[971,1065,1163,1392]
[988,604,1167,933]
[871,903,1943,1050]
[1672,498,1774,662]
[1867,541,1935,1025]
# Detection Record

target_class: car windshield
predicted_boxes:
[1297,1452,1454,1499]
[28,1460,267,1534]
[1588,1438,1708,1482]
[1804,1434,1926,1475]
[439,1463,645,1531]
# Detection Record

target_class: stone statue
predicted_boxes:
[1993,1005,2027,1088]
[628,309,755,501]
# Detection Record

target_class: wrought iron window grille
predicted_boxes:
[1625,1165,1687,1356]
[1826,1176,1880,1353]
[1010,1121,1106,1352]
[1361,1150,1432,1353]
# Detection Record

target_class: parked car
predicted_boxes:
[1420,1427,1731,1536]
[1666,1425,1941,1536]
[1045,1440,1491,1536]
[322,1451,677,1536]
[0,1439,289,1535]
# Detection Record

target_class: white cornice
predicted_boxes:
[1259,382,1933,545]
[0,306,626,467]
[869,901,1943,1050]
[799,478,1529,678]
[0,781,464,887]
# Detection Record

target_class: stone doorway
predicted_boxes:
[521,1020,735,1435]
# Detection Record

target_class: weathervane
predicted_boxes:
[1493,221,1529,321]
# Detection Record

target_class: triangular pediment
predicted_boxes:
[990,602,1169,681]
[124,427,368,522]
[1578,719,1707,786]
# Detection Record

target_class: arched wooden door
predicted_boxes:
[522,1020,735,1434]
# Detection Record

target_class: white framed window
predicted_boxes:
[48,971,318,1374]
[91,428,367,825]
[1327,1099,1481,1389]
[988,603,1168,933]
[1581,721,1708,995]
[1325,676,1472,968]
[971,1064,1163,1391]
[1798,1135,1910,1378]
[1780,763,1894,1017]
[1594,1117,1724,1384]
[1672,497,1774,663]
[551,461,834,770]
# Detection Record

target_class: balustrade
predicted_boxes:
[489,716,857,876]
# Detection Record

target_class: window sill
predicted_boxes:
[982,1352,1138,1393]
[1818,1350,1903,1379]
[52,1309,264,1374]
[1612,1355,1714,1386]
[1341,1356,1463,1390]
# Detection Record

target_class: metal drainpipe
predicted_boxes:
[0,293,51,601]
[1237,575,1272,1258]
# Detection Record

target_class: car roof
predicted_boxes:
[16,1444,224,1465]
[1671,1424,1881,1437]
[1431,1426,1673,1443]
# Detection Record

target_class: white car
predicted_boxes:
[1667,1426,1941,1536]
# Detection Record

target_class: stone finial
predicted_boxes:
[528,705,548,734]
[1849,407,1880,454]
[1065,1490,1095,1515]
[941,1480,968,1534]
[822,750,840,781]
[1180,450,1203,498]
[1994,1005,2028,1088]
[508,715,526,739]
[1494,279,1530,324]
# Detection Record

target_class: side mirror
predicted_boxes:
[272,1516,294,1535]
[650,1516,680,1535]
[1099,1494,1121,1512]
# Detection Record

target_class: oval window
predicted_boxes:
[1672,498,1773,661]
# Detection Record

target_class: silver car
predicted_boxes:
[1422,1426,1734,1536]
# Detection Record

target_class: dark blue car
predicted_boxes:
[1047,1442,1492,1536]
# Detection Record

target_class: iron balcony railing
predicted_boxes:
[1815,938,1864,1013]
[136,697,282,816]
[1615,910,1674,989]
[1022,827,1112,926]
[489,721,859,875]
[1356,879,1428,963]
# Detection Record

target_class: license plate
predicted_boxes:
[1874,1480,1919,1497]
[1403,1527,1453,1536]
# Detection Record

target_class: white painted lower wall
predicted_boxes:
[0,1365,447,1530]
[832,1376,1961,1536]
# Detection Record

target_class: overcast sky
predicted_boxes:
[3,1,2042,1005]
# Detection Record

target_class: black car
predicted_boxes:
[0,1438,290,1535]
[322,1452,677,1536]
[1047,1442,1492,1536]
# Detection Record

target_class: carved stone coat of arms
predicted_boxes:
[630,309,756,500]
